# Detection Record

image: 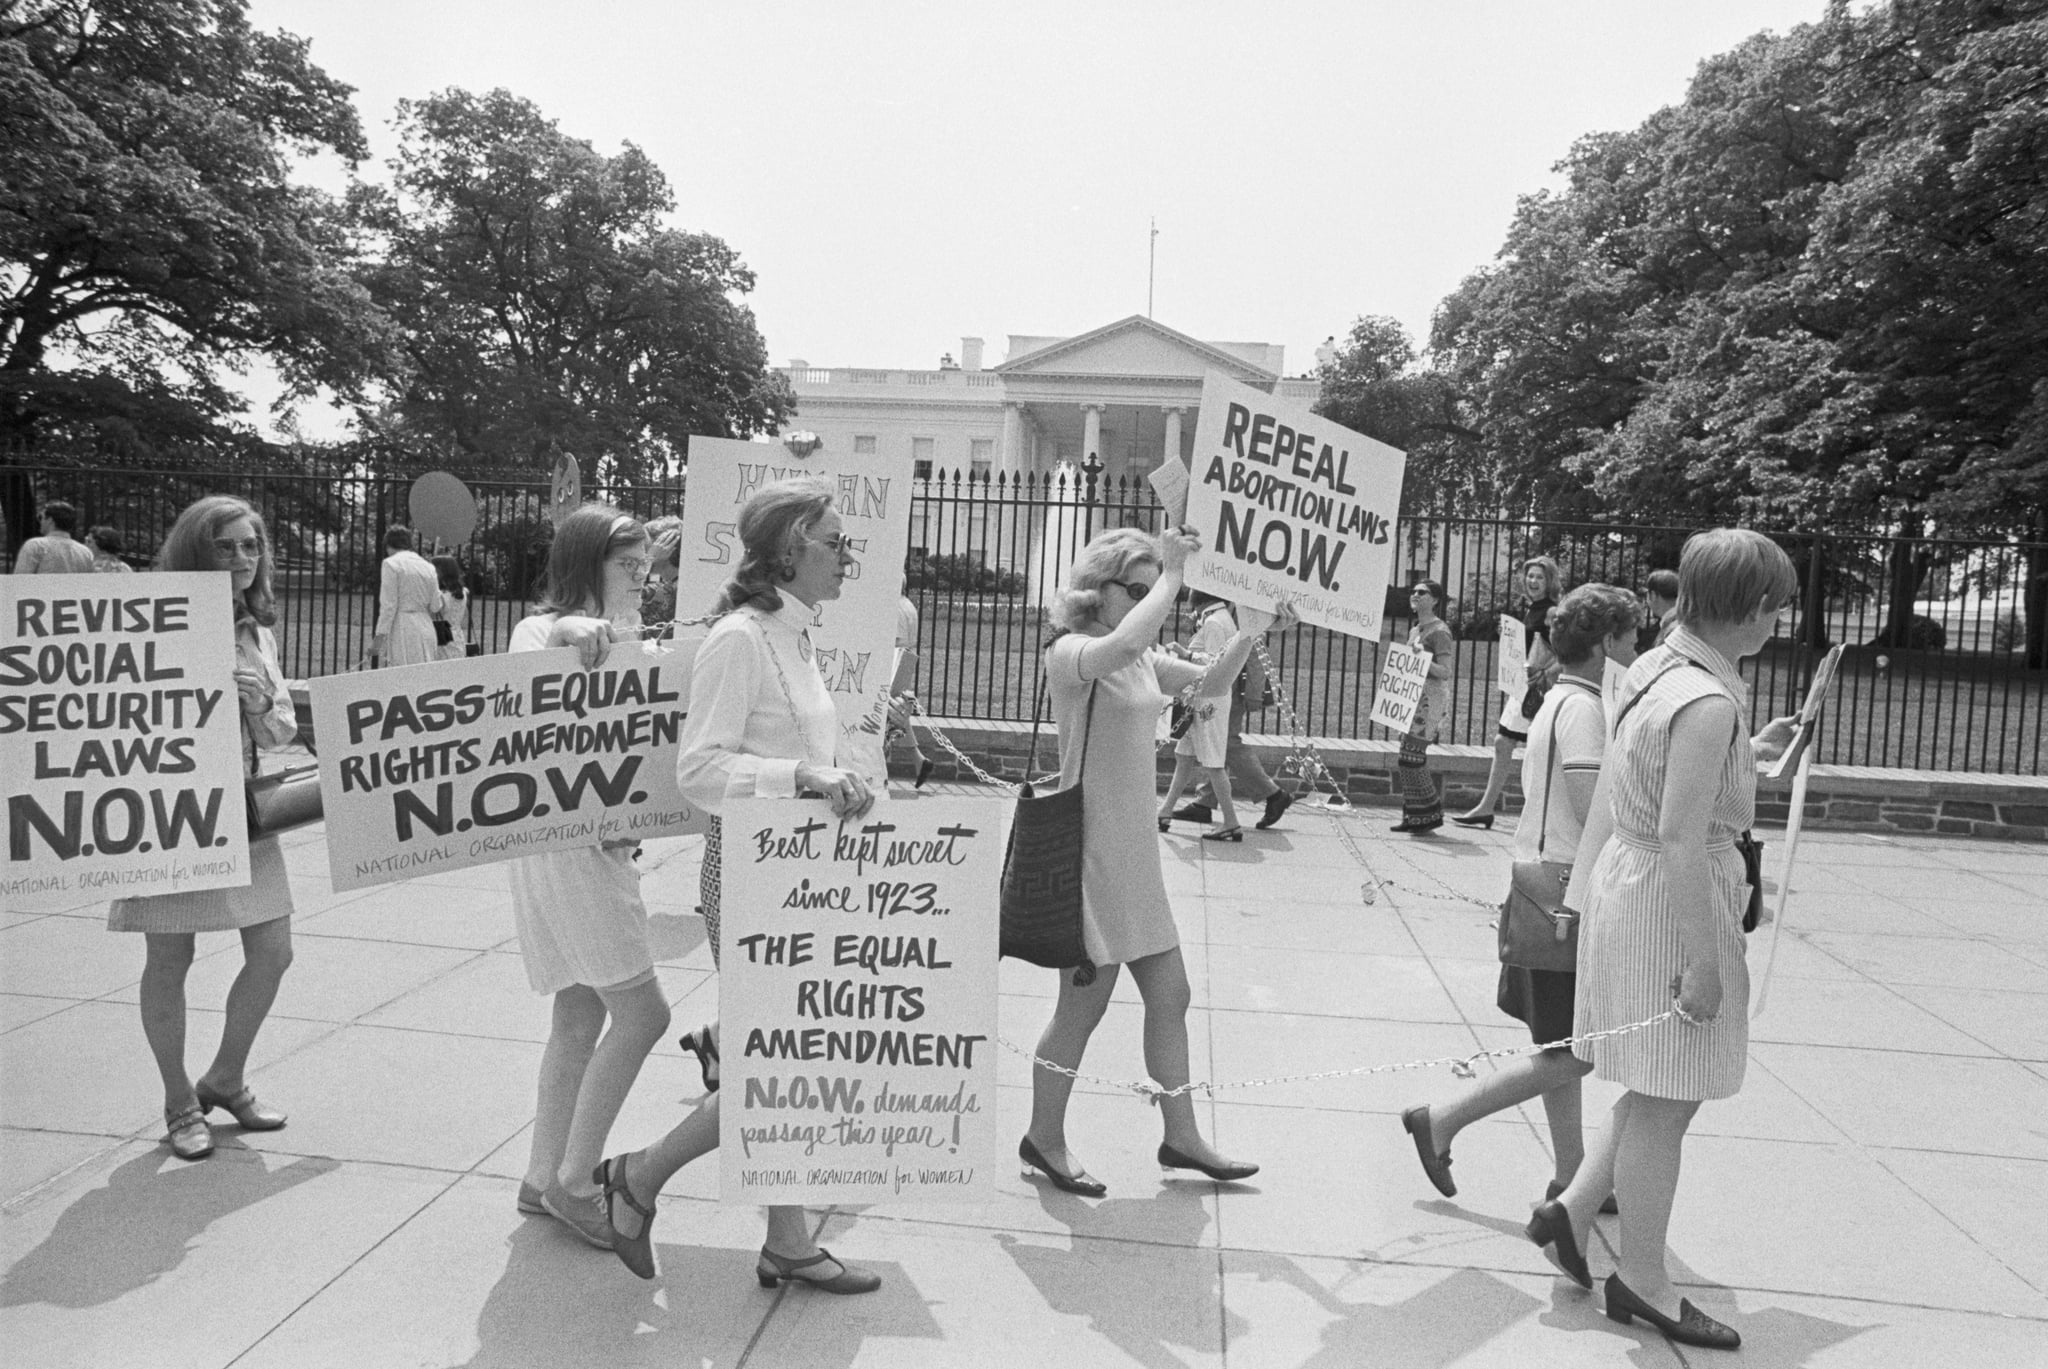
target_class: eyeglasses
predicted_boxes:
[1106,579,1157,599]
[805,534,857,559]
[607,556,652,577]
[212,537,262,562]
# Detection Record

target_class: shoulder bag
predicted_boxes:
[999,665,1100,987]
[1496,683,1593,973]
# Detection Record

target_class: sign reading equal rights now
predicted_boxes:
[2,573,254,912]
[309,636,706,891]
[1183,371,1407,642]
[718,794,1002,1206]
[1368,642,1435,734]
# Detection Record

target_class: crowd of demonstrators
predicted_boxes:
[108,496,299,1161]
[1456,557,1564,827]
[372,525,443,667]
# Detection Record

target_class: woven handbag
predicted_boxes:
[999,676,1099,986]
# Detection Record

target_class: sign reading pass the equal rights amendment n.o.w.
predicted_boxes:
[718,794,1003,1206]
[2,573,254,912]
[308,636,707,891]
[1183,371,1407,642]
[1368,642,1434,735]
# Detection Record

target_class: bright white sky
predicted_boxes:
[244,0,1830,435]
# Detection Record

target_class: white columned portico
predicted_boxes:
[1163,406,1185,469]
[1001,402,1023,476]
[1081,404,1103,465]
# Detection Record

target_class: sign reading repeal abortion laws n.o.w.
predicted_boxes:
[309,636,707,891]
[1184,371,1407,641]
[1368,642,1435,735]
[2,574,252,912]
[681,435,911,790]
[719,794,1003,1206]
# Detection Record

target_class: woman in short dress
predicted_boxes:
[1156,591,1252,840]
[108,496,298,1161]
[373,525,442,667]
[506,505,671,1250]
[1392,580,1456,834]
[1020,526,1291,1196]
[1455,556,1564,826]
[1535,530,1798,1351]
[591,477,882,1293]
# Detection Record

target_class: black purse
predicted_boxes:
[1497,682,1595,972]
[245,763,323,839]
[999,675,1099,986]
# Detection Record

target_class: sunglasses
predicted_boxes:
[1106,579,1157,599]
[212,536,263,561]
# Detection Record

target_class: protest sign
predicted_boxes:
[2,573,252,912]
[1368,642,1434,734]
[1184,372,1406,641]
[309,635,706,891]
[682,435,911,786]
[1147,456,1190,524]
[718,794,1003,1206]
[1497,614,1527,698]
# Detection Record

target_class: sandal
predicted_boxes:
[594,1154,658,1279]
[195,1080,286,1130]
[679,1025,720,1092]
[1157,816,1171,832]
[164,1103,213,1160]
[756,1245,881,1294]
[1201,827,1244,842]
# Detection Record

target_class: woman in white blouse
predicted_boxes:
[592,477,880,1294]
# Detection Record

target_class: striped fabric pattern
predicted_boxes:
[1572,632,1757,1101]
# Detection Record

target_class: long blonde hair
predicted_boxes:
[1050,527,1162,633]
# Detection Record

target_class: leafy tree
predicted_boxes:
[0,0,391,458]
[1312,314,1487,516]
[349,88,793,482]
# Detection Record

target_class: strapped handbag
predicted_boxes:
[245,763,324,839]
[432,603,455,646]
[1612,655,1765,932]
[999,670,1099,986]
[1496,681,1594,973]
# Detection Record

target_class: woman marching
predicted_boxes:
[108,496,298,1160]
[1020,526,1294,1197]
[373,525,443,668]
[1400,583,1641,1206]
[1156,590,1253,840]
[505,506,672,1249]
[591,477,882,1293]
[1391,580,1456,835]
[1531,530,1798,1351]
[1455,556,1564,827]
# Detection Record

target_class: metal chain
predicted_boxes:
[900,694,1021,792]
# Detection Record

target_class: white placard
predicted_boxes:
[2,573,252,911]
[1147,456,1190,524]
[1183,371,1407,641]
[1497,613,1528,699]
[681,436,910,786]
[309,636,706,891]
[719,794,1003,1205]
[1368,642,1434,734]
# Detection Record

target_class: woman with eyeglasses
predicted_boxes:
[503,504,672,1253]
[1017,526,1294,1198]
[107,496,299,1161]
[591,477,882,1293]
[372,525,444,668]
[1391,580,1457,834]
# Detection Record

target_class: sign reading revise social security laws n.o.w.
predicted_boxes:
[309,636,706,891]
[2,574,252,912]
[1184,372,1406,642]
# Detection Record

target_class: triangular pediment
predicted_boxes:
[996,316,1277,382]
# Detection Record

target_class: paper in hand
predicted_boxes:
[1147,459,1190,523]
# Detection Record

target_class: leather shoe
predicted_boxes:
[1170,802,1212,823]
[195,1081,286,1130]
[1546,1178,1618,1215]
[1604,1274,1740,1349]
[1157,1142,1258,1182]
[1019,1135,1107,1197]
[595,1155,658,1279]
[1449,811,1495,829]
[1525,1200,1592,1289]
[1254,790,1294,830]
[756,1246,880,1294]
[164,1103,213,1161]
[1390,818,1443,834]
[1401,1105,1455,1197]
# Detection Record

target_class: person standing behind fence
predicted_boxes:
[372,526,442,667]
[1639,569,1679,654]
[87,526,134,574]
[504,505,671,1251]
[1455,557,1564,827]
[1021,525,1287,1198]
[431,554,468,659]
[1401,584,1641,1213]
[107,495,298,1161]
[1535,529,1799,1351]
[1391,580,1456,834]
[14,500,96,573]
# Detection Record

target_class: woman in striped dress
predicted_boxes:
[1533,529,1798,1352]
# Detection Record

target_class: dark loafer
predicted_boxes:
[1604,1274,1740,1349]
[1526,1200,1593,1289]
[1401,1105,1455,1197]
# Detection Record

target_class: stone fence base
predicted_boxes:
[904,718,2048,843]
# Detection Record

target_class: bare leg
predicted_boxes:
[139,933,198,1112]
[1024,964,1120,1176]
[613,1092,720,1239]
[1458,734,1519,818]
[525,986,605,1192]
[1204,764,1240,831]
[558,976,670,1197]
[198,916,293,1094]
[1610,1091,1701,1316]
[1157,755,1200,823]
[1128,948,1242,1167]
[1426,1047,1592,1173]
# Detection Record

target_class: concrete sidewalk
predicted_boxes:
[3,793,2045,1367]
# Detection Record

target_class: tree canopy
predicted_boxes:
[349,88,792,482]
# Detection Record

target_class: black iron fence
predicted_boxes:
[8,463,2044,774]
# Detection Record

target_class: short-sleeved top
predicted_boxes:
[16,534,96,574]
[1511,674,1605,866]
